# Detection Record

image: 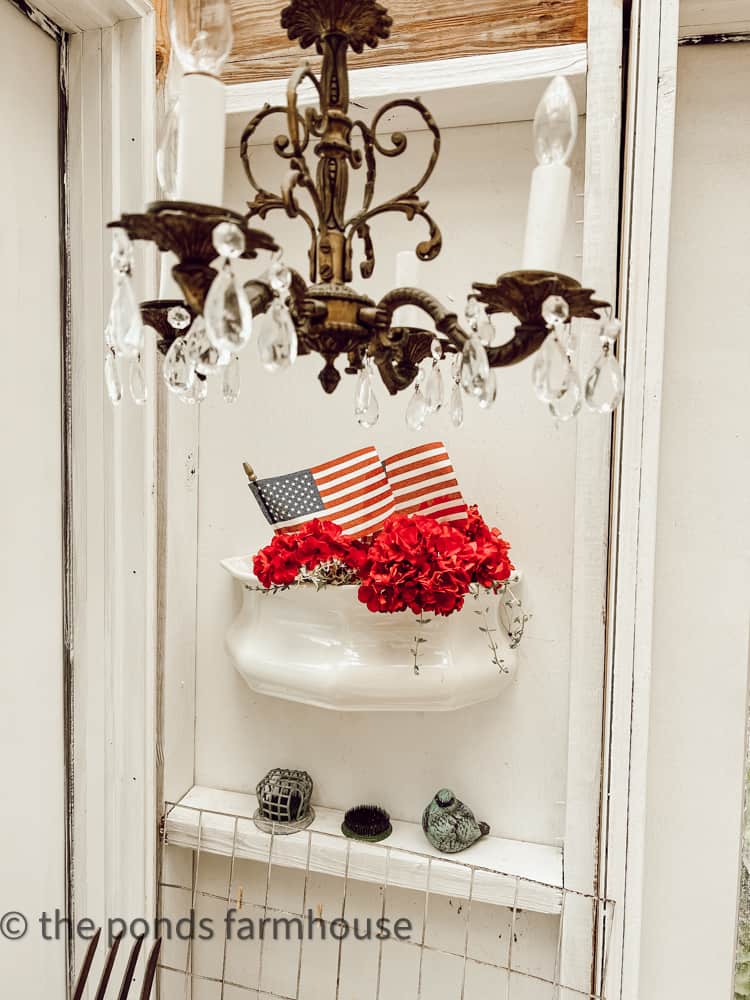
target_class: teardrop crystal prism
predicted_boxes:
[406,386,428,431]
[258,302,298,373]
[204,265,253,353]
[450,382,464,428]
[163,336,195,395]
[184,317,230,374]
[104,351,123,405]
[222,355,240,403]
[477,369,497,409]
[354,368,372,416]
[478,317,496,346]
[460,336,491,397]
[178,375,208,406]
[109,275,144,358]
[424,364,445,412]
[110,229,134,275]
[532,333,568,402]
[358,388,379,428]
[549,366,582,421]
[129,356,148,405]
[156,100,179,199]
[584,351,624,413]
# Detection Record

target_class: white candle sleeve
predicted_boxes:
[394,250,423,329]
[522,162,571,272]
[176,73,227,205]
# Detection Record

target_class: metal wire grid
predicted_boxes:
[158,801,615,1000]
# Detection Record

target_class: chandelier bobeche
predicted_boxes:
[105,0,624,424]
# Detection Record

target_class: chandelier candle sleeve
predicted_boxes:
[522,75,578,271]
[393,250,423,329]
[170,0,233,204]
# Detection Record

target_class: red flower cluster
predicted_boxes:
[253,519,368,588]
[252,509,513,617]
[464,505,514,589]
[357,509,514,617]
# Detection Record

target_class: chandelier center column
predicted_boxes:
[316,33,352,283]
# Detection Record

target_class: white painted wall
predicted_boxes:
[638,42,750,1000]
[190,117,588,849]
[0,0,66,992]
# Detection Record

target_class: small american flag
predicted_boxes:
[249,446,396,539]
[383,441,468,524]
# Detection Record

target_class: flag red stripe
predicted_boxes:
[385,457,452,480]
[311,446,375,475]
[396,479,463,507]
[389,473,458,496]
[314,456,380,486]
[336,498,397,533]
[317,466,385,499]
[384,442,444,465]
[397,501,468,520]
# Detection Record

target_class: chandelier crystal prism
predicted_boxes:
[106,0,624,420]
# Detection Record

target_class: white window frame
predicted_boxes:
[41,0,685,994]
[22,0,159,986]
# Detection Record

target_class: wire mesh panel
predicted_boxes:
[158,801,614,1000]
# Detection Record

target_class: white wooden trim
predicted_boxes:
[66,0,158,980]
[557,3,624,994]
[225,42,587,117]
[167,786,564,914]
[600,1,680,997]
[30,0,151,33]
[679,0,750,36]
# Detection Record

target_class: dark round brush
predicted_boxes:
[341,804,392,843]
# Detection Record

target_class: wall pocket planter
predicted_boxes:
[221,556,522,712]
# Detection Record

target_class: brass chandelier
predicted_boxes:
[105,0,624,425]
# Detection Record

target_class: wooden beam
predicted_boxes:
[154,0,169,83]
[222,0,588,85]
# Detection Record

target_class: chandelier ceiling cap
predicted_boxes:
[281,0,392,53]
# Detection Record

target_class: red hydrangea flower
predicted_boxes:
[464,505,514,589]
[253,519,368,588]
[357,514,476,617]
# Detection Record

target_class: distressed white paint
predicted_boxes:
[637,41,750,1000]
[65,0,159,984]
[600,2,680,998]
[561,3,622,995]
[167,785,564,913]
[193,116,587,849]
[225,44,587,147]
[679,0,750,34]
[160,43,623,1000]
[0,1,66,991]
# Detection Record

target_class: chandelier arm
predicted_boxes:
[349,120,377,212]
[484,329,551,368]
[377,287,470,348]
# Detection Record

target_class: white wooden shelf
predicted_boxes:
[165,786,563,916]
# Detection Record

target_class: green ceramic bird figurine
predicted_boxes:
[422,789,490,854]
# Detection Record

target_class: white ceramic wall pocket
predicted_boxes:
[221,556,522,712]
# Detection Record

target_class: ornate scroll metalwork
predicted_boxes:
[232,0,611,395]
[112,0,611,399]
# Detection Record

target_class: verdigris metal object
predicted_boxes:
[422,788,490,854]
[254,767,315,834]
